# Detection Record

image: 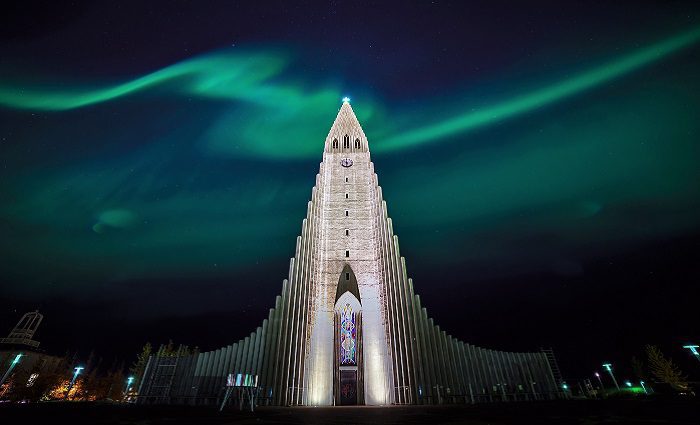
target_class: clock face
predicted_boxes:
[341,158,353,167]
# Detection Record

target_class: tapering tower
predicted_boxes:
[302,99,394,405]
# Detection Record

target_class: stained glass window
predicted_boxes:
[339,303,356,365]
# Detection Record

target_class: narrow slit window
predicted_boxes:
[332,138,338,149]
[343,135,350,149]
[346,273,350,280]
[345,229,349,236]
[345,193,349,199]
[345,177,348,182]
[345,210,349,217]
[345,250,349,258]
[355,138,361,149]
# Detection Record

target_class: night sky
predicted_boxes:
[1,1,699,381]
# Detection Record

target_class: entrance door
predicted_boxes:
[339,370,357,405]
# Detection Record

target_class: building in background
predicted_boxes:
[0,311,64,394]
[138,100,564,406]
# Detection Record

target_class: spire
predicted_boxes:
[325,98,368,153]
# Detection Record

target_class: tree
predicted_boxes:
[645,345,688,391]
[129,342,152,392]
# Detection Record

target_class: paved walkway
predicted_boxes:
[1,400,698,424]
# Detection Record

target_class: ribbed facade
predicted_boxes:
[137,102,563,406]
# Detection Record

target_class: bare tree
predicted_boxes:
[645,345,688,391]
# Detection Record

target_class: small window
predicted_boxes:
[345,250,349,258]
[355,138,361,149]
[345,177,348,182]
[332,138,338,149]
[345,193,348,199]
[345,210,348,217]
[346,272,350,280]
[345,229,349,236]
[343,135,350,149]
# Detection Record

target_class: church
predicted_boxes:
[137,100,564,406]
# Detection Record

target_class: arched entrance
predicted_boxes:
[333,264,363,405]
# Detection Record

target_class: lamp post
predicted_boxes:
[124,376,134,399]
[594,372,604,390]
[682,345,700,363]
[602,363,620,390]
[65,366,84,399]
[0,353,23,387]
[640,380,648,395]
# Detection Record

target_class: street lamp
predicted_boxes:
[602,363,620,390]
[594,372,604,389]
[65,366,84,399]
[125,376,135,397]
[0,353,24,387]
[682,345,700,363]
[640,380,648,395]
[624,380,632,388]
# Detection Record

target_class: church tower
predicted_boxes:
[137,100,563,407]
[302,99,394,405]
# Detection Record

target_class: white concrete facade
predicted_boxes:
[303,101,394,405]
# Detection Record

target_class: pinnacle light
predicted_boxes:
[342,96,351,103]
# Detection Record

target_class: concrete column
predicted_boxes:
[402,276,420,404]
[255,321,267,375]
[413,295,429,404]
[240,337,250,376]
[420,306,436,403]
[428,319,443,402]
[448,336,463,398]
[390,235,409,404]
[233,338,245,377]
[475,348,491,401]
[216,346,229,399]
[245,332,257,374]
[397,256,415,404]
[276,257,295,405]
[443,332,457,400]
[271,279,290,404]
[289,208,312,405]
[384,218,402,403]
[259,306,276,400]
[227,344,238,381]
[201,350,212,402]
[281,231,303,406]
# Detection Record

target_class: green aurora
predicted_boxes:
[0,27,698,159]
[0,24,699,313]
